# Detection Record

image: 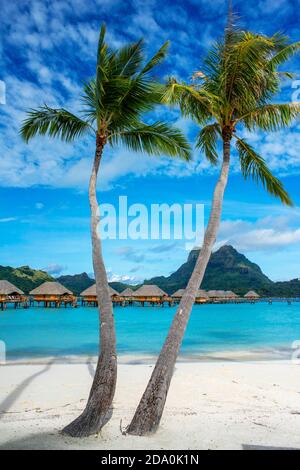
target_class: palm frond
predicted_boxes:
[221,32,278,108]
[117,40,144,77]
[141,41,169,74]
[163,80,215,124]
[104,78,161,131]
[81,80,97,124]
[20,106,92,143]
[109,121,191,160]
[268,41,300,69]
[95,24,110,115]
[275,71,295,79]
[235,137,293,206]
[97,24,106,64]
[241,103,300,131]
[195,123,220,165]
[91,33,172,132]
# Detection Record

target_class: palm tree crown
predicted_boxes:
[164,29,300,205]
[20,24,191,161]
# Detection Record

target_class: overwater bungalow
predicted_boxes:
[244,290,260,302]
[30,281,76,308]
[109,286,122,304]
[207,290,220,301]
[225,290,238,299]
[132,284,169,306]
[171,289,185,303]
[207,290,234,302]
[120,287,134,298]
[80,284,122,306]
[172,289,238,304]
[0,280,28,310]
[119,287,135,305]
[195,289,209,304]
[223,291,239,302]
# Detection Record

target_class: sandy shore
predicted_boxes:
[0,359,300,450]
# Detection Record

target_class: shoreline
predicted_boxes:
[3,345,294,365]
[1,360,300,449]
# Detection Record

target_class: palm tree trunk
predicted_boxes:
[127,138,231,436]
[62,134,117,437]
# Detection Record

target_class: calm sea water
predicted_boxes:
[1,302,300,361]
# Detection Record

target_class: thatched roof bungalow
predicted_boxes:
[30,281,72,296]
[195,289,209,303]
[0,280,24,298]
[80,284,119,297]
[80,284,124,307]
[244,290,260,299]
[30,281,76,307]
[206,290,234,302]
[120,287,134,297]
[80,284,122,305]
[207,290,219,299]
[132,284,168,304]
[225,290,238,299]
[0,280,27,309]
[171,289,185,299]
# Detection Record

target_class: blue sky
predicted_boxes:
[0,0,300,283]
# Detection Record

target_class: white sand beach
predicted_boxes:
[0,359,300,450]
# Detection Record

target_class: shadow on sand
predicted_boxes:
[0,357,115,448]
[0,360,55,417]
[0,431,89,450]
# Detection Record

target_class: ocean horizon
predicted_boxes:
[1,302,300,362]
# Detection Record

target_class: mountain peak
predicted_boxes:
[188,244,236,262]
[147,244,272,295]
[216,244,237,254]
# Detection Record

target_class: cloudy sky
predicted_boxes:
[0,0,300,283]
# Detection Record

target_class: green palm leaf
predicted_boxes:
[21,27,190,162]
[141,41,169,75]
[20,106,92,143]
[195,123,220,165]
[241,103,300,131]
[235,137,293,206]
[117,40,144,77]
[110,121,191,160]
[163,80,214,124]
[268,41,300,69]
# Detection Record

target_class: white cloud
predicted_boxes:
[106,268,141,284]
[217,214,300,251]
[0,217,17,223]
[237,124,300,176]
[114,246,145,263]
[43,263,67,275]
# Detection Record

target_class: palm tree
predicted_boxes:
[20,25,191,437]
[127,21,300,435]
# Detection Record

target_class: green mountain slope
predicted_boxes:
[269,278,300,297]
[56,272,95,295]
[0,265,54,294]
[146,245,273,295]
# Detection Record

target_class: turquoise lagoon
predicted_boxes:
[1,302,300,361]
